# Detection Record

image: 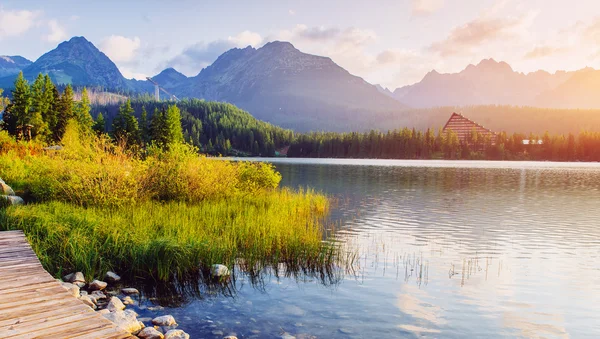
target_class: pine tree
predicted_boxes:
[92,112,106,134]
[9,72,32,137]
[112,99,140,148]
[55,85,75,141]
[165,104,184,145]
[75,87,94,132]
[139,106,149,145]
[150,107,168,147]
[30,74,51,140]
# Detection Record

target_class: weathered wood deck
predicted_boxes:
[0,230,133,339]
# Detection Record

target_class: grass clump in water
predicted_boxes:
[0,124,335,282]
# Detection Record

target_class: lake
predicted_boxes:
[137,159,600,338]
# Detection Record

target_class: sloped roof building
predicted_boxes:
[442,112,497,146]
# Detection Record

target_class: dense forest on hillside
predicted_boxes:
[92,98,294,156]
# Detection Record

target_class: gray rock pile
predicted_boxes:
[57,270,190,338]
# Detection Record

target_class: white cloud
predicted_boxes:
[288,9,296,16]
[99,35,141,63]
[0,7,39,39]
[120,67,148,80]
[411,0,445,17]
[166,30,263,76]
[45,19,67,42]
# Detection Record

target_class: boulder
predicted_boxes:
[60,282,80,298]
[210,264,230,277]
[1,195,23,205]
[138,327,165,339]
[63,272,85,284]
[89,280,108,291]
[106,296,126,312]
[103,309,144,333]
[97,309,110,315]
[152,315,177,327]
[0,182,15,195]
[121,287,139,295]
[122,296,136,305]
[79,295,96,309]
[89,290,107,304]
[224,336,239,339]
[164,329,190,339]
[105,271,121,282]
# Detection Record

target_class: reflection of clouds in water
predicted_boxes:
[396,285,446,335]
[503,312,568,338]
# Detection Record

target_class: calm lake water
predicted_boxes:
[136,159,600,338]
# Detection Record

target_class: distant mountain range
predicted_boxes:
[1,36,600,132]
[392,58,600,108]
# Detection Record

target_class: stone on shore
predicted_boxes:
[89,279,108,291]
[89,290,107,304]
[152,315,177,327]
[121,287,139,295]
[63,272,85,283]
[98,309,110,315]
[211,264,230,277]
[106,296,126,312]
[79,295,96,309]
[122,296,136,305]
[164,329,190,339]
[138,327,165,339]
[1,195,23,205]
[105,271,121,282]
[60,282,80,298]
[224,336,239,339]
[0,182,15,195]
[103,309,144,333]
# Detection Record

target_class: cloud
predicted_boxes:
[45,19,67,43]
[288,9,296,16]
[411,0,445,17]
[99,35,142,63]
[584,18,600,44]
[165,31,263,76]
[0,7,39,39]
[428,11,535,57]
[376,49,419,65]
[120,67,148,80]
[524,45,566,59]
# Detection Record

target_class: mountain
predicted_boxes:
[375,84,394,98]
[167,41,405,131]
[393,59,579,108]
[151,68,187,89]
[0,37,131,89]
[535,69,600,108]
[0,56,32,77]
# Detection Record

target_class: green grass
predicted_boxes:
[0,126,340,283]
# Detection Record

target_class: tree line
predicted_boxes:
[287,128,600,162]
[3,71,600,162]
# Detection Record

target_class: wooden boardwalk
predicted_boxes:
[0,230,133,339]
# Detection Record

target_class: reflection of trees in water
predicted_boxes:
[136,258,347,308]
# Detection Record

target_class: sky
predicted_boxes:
[1,0,599,89]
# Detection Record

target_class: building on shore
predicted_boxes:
[442,112,497,148]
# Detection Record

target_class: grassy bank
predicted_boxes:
[0,125,336,282]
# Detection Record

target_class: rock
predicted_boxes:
[138,327,164,339]
[106,296,126,312]
[63,272,85,283]
[105,271,121,282]
[280,333,296,339]
[0,182,15,195]
[89,290,107,304]
[147,306,164,311]
[60,282,80,298]
[103,309,144,333]
[152,315,177,327]
[122,296,134,304]
[89,280,107,291]
[98,309,110,315]
[79,295,96,309]
[224,336,239,339]
[80,290,88,296]
[164,329,190,339]
[211,264,230,277]
[74,281,86,288]
[121,287,139,295]
[43,145,63,151]
[1,195,23,205]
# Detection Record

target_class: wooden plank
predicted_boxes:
[0,231,131,338]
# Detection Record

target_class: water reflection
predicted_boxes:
[134,160,600,338]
